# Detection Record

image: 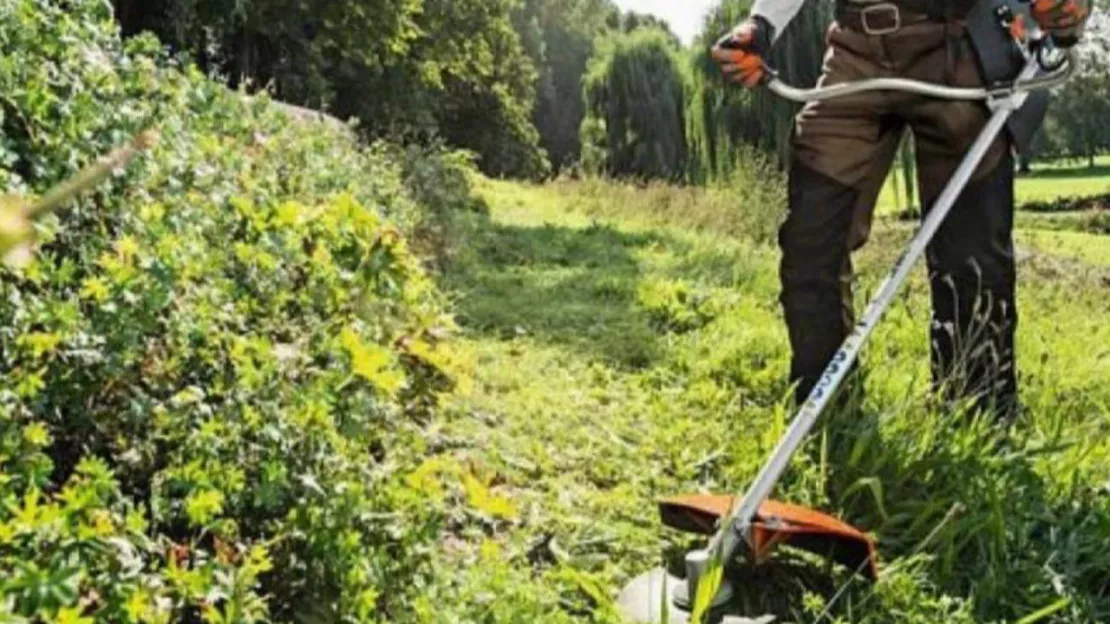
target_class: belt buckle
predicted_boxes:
[860,2,901,35]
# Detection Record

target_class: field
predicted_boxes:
[1017,158,1110,204]
[429,175,1110,622]
[877,156,1110,214]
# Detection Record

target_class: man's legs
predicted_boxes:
[780,26,904,404]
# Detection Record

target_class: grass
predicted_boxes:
[427,175,1110,623]
[1018,229,1110,267]
[1016,160,1110,205]
[877,156,1110,214]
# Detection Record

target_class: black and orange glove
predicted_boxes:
[710,17,775,88]
[1030,0,1090,47]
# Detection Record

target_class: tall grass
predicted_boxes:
[538,146,786,245]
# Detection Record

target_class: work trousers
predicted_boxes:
[781,17,1018,418]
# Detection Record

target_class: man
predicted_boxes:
[711,0,1089,418]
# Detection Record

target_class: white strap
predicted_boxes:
[750,0,808,42]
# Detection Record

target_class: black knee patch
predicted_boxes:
[779,162,862,403]
[780,163,860,281]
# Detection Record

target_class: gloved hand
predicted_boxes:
[1030,0,1090,47]
[710,17,775,88]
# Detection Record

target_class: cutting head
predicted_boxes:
[659,494,879,581]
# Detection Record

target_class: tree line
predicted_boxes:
[577,1,1110,183]
[110,0,678,180]
[1036,12,1110,168]
[111,0,1110,185]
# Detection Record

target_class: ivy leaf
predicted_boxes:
[79,277,110,302]
[461,472,518,521]
[18,332,63,358]
[124,589,151,622]
[339,327,407,395]
[22,423,52,448]
[185,489,225,527]
[53,607,92,624]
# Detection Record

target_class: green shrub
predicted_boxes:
[386,142,491,266]
[0,1,469,621]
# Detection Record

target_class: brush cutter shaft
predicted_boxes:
[709,55,1046,571]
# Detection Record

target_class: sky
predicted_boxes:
[611,0,718,44]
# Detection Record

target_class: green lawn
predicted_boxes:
[433,176,1110,622]
[878,156,1110,214]
[1017,158,1110,204]
[1017,229,1110,267]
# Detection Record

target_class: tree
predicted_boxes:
[384,0,549,178]
[686,0,833,181]
[616,10,682,44]
[112,0,550,178]
[510,0,682,174]
[1043,14,1110,168]
[512,0,616,172]
[580,28,689,180]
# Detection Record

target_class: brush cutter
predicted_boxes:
[617,3,1074,622]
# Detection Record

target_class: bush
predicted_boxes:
[0,1,468,621]
[386,142,491,266]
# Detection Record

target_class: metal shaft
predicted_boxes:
[707,56,1042,576]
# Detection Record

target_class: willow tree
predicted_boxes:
[686,0,833,181]
[580,28,689,181]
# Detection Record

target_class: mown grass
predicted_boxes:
[1016,159,1110,204]
[427,174,1110,622]
[1018,229,1110,267]
[877,156,1110,214]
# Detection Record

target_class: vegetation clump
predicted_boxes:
[0,1,471,621]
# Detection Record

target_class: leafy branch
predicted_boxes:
[0,129,158,265]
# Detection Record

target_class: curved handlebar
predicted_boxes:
[762,52,1075,103]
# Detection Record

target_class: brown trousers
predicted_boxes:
[780,16,1018,417]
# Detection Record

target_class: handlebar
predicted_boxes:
[762,51,1075,103]
[715,5,1076,105]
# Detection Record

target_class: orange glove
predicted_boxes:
[1031,0,1090,47]
[710,17,774,88]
